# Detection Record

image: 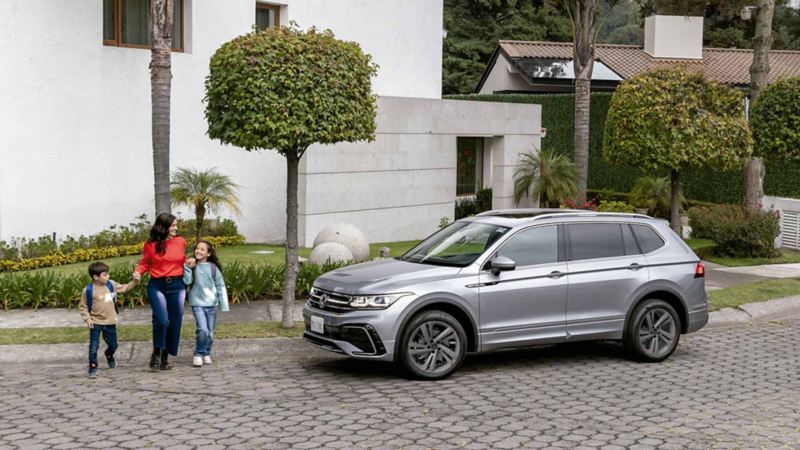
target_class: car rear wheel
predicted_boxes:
[399,310,466,380]
[624,299,681,362]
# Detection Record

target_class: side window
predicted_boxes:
[496,226,558,267]
[567,223,625,261]
[632,224,666,253]
[622,224,640,255]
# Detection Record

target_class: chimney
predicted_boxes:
[644,15,703,59]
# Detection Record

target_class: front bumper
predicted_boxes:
[302,303,396,362]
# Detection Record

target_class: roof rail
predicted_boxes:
[475,209,652,220]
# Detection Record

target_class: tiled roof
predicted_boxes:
[497,40,800,85]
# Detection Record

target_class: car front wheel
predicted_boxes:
[399,310,467,380]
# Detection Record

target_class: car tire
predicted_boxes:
[399,310,467,380]
[623,299,681,362]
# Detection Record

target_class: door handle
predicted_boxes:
[548,271,564,279]
[628,263,643,271]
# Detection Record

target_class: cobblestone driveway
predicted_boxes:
[1,319,799,449]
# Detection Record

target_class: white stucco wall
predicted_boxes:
[644,15,703,60]
[0,0,442,243]
[298,97,541,247]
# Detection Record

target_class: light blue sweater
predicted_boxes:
[183,262,229,311]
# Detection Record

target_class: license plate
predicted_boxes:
[310,315,324,334]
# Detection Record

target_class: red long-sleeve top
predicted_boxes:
[135,236,186,278]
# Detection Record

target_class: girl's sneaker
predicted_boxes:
[203,356,212,365]
[192,356,203,367]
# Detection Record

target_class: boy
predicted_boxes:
[79,262,139,379]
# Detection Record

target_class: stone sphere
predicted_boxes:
[313,223,370,262]
[308,242,354,265]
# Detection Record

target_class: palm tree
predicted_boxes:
[170,168,242,241]
[513,149,579,208]
[630,176,685,219]
[151,0,174,215]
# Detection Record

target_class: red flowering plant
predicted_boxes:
[560,196,599,211]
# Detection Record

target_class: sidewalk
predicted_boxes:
[703,262,800,290]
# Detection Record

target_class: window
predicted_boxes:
[622,224,640,255]
[631,225,666,254]
[567,223,625,261]
[496,226,558,267]
[103,0,184,51]
[400,222,510,268]
[456,137,484,196]
[256,3,281,31]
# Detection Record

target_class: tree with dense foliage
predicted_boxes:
[205,27,377,328]
[603,68,752,232]
[443,0,572,94]
[513,149,579,207]
[170,168,241,242]
[751,77,800,161]
[150,0,174,215]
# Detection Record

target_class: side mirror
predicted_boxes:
[490,256,516,275]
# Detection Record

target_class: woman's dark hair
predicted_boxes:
[195,240,223,273]
[149,212,177,255]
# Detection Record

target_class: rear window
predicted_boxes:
[632,224,665,253]
[567,223,625,261]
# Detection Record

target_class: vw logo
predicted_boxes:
[319,294,328,309]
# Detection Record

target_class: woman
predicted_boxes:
[133,212,187,370]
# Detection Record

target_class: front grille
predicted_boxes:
[308,288,355,313]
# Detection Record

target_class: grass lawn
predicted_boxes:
[25,240,421,276]
[0,321,305,346]
[707,278,800,311]
[684,238,800,267]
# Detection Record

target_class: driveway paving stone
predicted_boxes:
[1,319,800,448]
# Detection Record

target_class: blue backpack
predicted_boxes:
[86,281,118,314]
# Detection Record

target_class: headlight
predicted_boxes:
[348,293,413,309]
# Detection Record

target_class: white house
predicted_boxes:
[0,0,541,246]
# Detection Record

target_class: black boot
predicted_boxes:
[160,351,172,371]
[149,348,160,370]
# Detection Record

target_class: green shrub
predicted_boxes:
[455,187,492,219]
[597,200,634,213]
[0,260,346,310]
[178,217,239,238]
[690,205,781,258]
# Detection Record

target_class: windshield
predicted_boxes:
[398,221,510,267]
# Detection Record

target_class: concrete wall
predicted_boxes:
[298,97,541,246]
[478,53,531,94]
[0,0,443,243]
[763,195,800,249]
[644,15,703,60]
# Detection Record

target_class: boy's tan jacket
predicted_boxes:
[79,280,137,325]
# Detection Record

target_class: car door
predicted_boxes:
[565,222,649,340]
[478,225,568,351]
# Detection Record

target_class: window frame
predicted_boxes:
[103,0,185,52]
[256,3,281,30]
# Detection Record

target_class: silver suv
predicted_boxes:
[303,209,708,379]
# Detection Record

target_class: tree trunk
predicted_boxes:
[281,149,303,328]
[195,203,205,243]
[151,0,174,216]
[744,0,774,209]
[567,0,601,198]
[670,169,681,234]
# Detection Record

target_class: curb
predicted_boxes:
[2,297,800,364]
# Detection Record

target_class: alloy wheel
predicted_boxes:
[406,320,461,375]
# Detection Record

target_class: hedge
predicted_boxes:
[0,260,344,310]
[446,93,800,203]
[0,235,245,273]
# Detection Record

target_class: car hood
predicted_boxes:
[313,258,463,295]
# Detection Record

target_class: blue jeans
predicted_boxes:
[192,306,217,357]
[147,277,186,356]
[88,324,117,366]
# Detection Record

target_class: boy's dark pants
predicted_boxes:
[88,324,118,365]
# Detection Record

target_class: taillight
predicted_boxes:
[694,262,705,278]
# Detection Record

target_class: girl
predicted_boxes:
[183,240,229,367]
[134,212,187,371]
